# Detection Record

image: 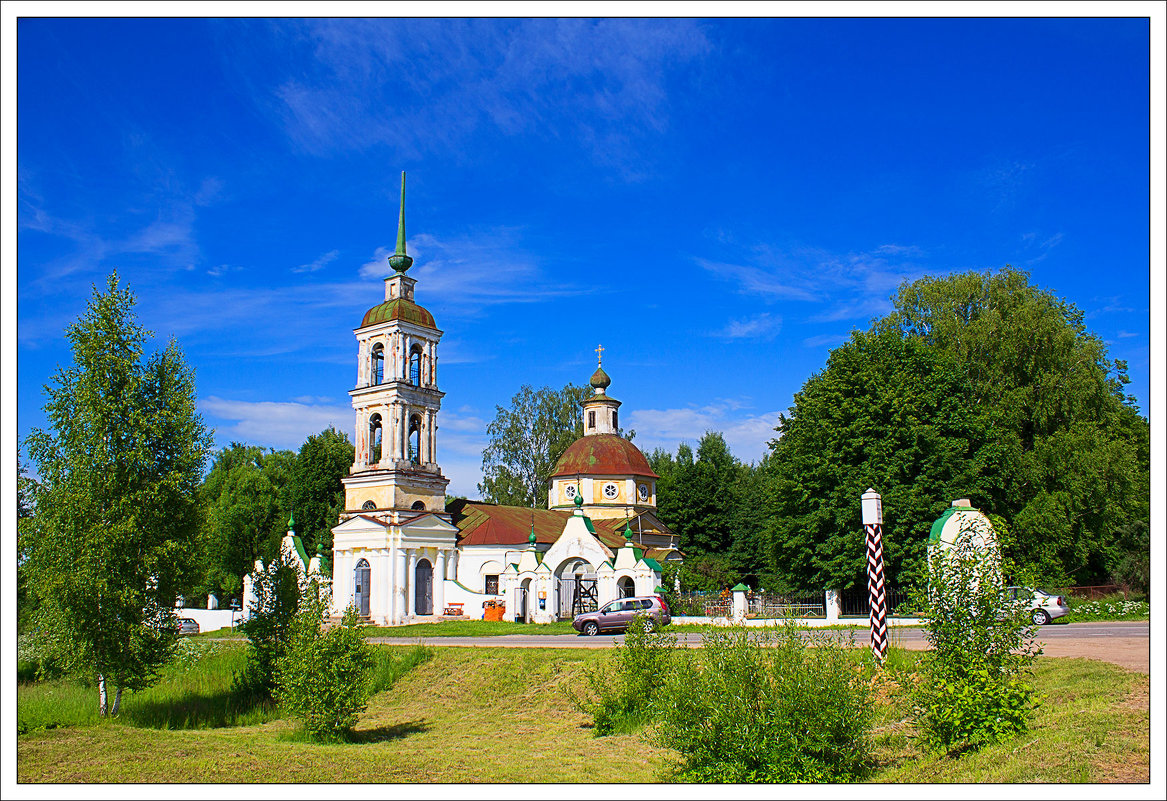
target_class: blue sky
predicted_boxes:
[12,16,1155,498]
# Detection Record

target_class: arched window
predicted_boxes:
[409,344,423,386]
[369,413,383,464]
[411,500,426,511]
[408,415,422,464]
[362,500,376,511]
[370,343,384,385]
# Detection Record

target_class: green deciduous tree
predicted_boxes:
[767,267,1148,591]
[878,267,1149,585]
[199,443,290,599]
[479,383,588,507]
[767,329,998,590]
[23,273,212,715]
[288,426,353,559]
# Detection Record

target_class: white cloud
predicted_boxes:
[802,332,849,348]
[292,249,340,274]
[358,229,591,312]
[250,19,710,172]
[715,312,782,340]
[698,241,936,325]
[627,405,783,464]
[200,396,352,451]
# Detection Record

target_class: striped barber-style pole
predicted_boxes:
[865,521,889,663]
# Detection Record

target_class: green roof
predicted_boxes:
[928,506,974,543]
[643,558,662,571]
[291,535,309,570]
[731,583,749,592]
[360,297,437,330]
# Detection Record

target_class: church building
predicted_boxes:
[328,175,681,625]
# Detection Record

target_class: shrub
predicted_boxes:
[234,554,302,699]
[274,601,373,741]
[568,614,677,735]
[653,622,873,782]
[912,525,1040,753]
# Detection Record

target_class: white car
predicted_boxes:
[1006,586,1070,625]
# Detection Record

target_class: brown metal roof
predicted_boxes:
[549,434,659,479]
[446,499,675,560]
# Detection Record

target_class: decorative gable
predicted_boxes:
[541,512,614,573]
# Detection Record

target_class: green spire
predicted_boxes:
[287,510,295,532]
[529,523,537,546]
[623,521,634,544]
[388,171,413,273]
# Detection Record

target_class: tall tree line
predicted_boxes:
[647,268,1148,594]
[198,427,354,601]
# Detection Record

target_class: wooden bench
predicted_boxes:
[443,603,465,617]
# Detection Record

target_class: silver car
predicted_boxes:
[1006,586,1070,625]
[175,617,200,636]
[573,595,671,635]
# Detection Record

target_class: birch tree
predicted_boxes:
[24,273,211,715]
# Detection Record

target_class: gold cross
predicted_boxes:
[595,343,604,366]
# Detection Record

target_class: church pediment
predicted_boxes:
[541,513,614,574]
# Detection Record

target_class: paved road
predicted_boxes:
[367,619,1148,651]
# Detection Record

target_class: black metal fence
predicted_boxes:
[838,587,915,617]
[674,591,827,619]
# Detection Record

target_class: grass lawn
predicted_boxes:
[17,644,1148,783]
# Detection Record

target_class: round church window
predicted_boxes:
[564,484,577,499]
[603,482,619,499]
[638,483,649,501]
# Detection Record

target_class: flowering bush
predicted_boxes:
[1065,599,1148,622]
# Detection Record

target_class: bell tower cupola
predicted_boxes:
[342,172,450,522]
[582,344,621,435]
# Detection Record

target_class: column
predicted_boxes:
[429,410,438,464]
[355,408,366,467]
[391,403,402,462]
[356,340,365,386]
[422,411,432,464]
[407,549,418,617]
[395,546,408,625]
[385,546,397,624]
[435,550,447,615]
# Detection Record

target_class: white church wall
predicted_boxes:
[172,607,242,633]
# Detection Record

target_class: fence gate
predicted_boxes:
[557,575,598,619]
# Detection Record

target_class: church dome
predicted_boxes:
[360,297,437,330]
[590,366,611,391]
[550,433,659,479]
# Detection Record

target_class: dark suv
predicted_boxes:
[572,595,671,635]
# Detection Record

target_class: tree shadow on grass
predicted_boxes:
[349,719,429,743]
[120,688,277,730]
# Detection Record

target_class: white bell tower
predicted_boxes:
[342,172,449,521]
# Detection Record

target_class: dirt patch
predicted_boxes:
[1034,635,1149,675]
[894,629,1149,676]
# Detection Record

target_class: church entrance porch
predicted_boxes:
[556,558,598,620]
